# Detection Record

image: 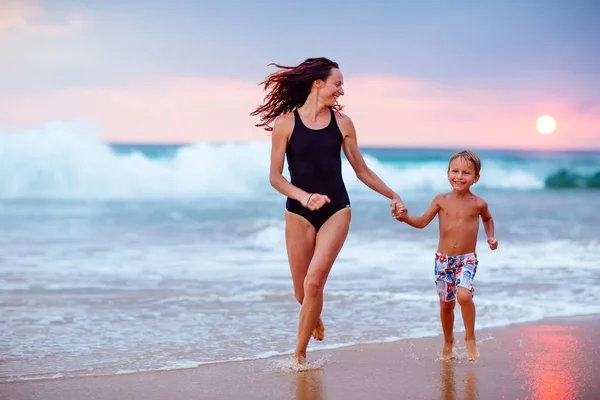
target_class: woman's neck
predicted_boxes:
[298,94,328,122]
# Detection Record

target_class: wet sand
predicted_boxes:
[2,315,599,399]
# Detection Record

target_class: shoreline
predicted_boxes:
[3,314,600,399]
[4,313,598,385]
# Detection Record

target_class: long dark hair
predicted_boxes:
[250,57,341,131]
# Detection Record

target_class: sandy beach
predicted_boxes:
[2,314,599,400]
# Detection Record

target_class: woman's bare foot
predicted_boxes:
[312,317,325,341]
[465,339,479,361]
[288,351,325,372]
[294,350,307,365]
[440,337,458,361]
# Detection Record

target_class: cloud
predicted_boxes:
[0,0,87,35]
[339,75,600,150]
[0,76,269,143]
[0,1,260,94]
[0,74,597,149]
[1,0,598,105]
[0,0,92,93]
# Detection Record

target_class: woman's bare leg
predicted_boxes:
[284,211,324,340]
[285,210,316,304]
[294,208,351,363]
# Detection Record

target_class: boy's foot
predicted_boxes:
[465,339,480,361]
[312,317,325,341]
[440,338,459,360]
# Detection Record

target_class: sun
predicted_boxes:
[536,115,557,135]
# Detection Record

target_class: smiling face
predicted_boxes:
[447,156,480,192]
[314,67,344,107]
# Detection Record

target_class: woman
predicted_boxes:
[251,57,407,365]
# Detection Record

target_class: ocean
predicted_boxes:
[1,126,599,382]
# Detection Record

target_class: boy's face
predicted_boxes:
[447,157,479,192]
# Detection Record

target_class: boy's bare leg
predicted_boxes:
[457,288,479,361]
[439,300,458,360]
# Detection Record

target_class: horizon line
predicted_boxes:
[107,141,600,154]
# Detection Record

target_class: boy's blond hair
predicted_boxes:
[448,150,481,175]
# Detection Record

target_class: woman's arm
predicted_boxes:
[338,113,405,213]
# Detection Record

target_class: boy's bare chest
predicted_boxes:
[439,202,478,221]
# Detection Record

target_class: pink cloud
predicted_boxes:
[0,77,269,143]
[0,0,87,36]
[0,74,598,149]
[342,75,599,149]
[0,1,37,30]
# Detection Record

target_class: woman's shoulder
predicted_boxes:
[272,112,295,133]
[277,111,295,121]
[332,109,354,130]
[275,111,295,124]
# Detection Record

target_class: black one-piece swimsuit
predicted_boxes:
[285,108,351,231]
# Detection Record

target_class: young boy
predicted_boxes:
[396,150,497,361]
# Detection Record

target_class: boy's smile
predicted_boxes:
[447,157,479,192]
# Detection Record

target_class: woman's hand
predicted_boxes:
[391,198,407,221]
[300,193,331,211]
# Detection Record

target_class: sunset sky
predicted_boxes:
[1,0,599,149]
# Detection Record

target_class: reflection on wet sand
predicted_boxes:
[518,325,586,400]
[464,369,478,400]
[295,370,324,400]
[441,361,456,400]
[440,362,479,400]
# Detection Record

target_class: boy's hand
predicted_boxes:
[394,208,408,222]
[487,237,498,250]
[394,212,407,222]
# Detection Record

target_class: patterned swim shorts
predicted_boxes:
[434,252,478,302]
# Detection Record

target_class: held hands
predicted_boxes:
[391,198,407,221]
[301,193,331,211]
[487,237,498,250]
